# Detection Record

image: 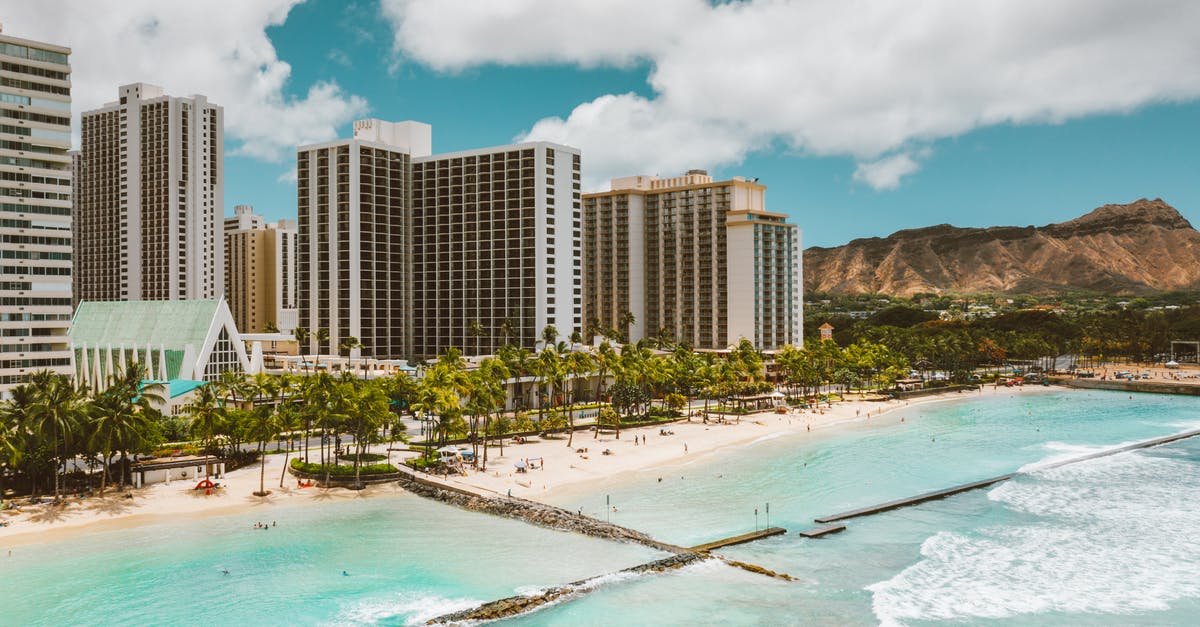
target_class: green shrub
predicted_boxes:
[405,456,441,471]
[337,452,387,463]
[290,458,398,476]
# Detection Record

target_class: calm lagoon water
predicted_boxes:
[6,388,1200,625]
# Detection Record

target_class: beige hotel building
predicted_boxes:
[583,170,802,350]
[224,204,297,334]
[0,28,73,392]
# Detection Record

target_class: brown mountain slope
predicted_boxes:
[803,199,1200,296]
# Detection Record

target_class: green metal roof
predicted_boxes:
[70,300,219,350]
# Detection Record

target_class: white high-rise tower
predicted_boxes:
[75,83,224,303]
[0,27,74,393]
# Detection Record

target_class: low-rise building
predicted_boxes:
[69,298,251,385]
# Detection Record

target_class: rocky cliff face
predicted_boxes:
[803,199,1200,296]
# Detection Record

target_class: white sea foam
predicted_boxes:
[869,451,1200,625]
[335,592,482,626]
[1016,439,1139,472]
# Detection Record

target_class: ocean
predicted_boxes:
[5,388,1200,625]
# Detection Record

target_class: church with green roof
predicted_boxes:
[69,298,251,385]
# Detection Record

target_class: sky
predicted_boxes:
[6,0,1200,247]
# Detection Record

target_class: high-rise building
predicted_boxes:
[296,119,581,359]
[74,83,223,303]
[296,119,425,360]
[224,205,298,334]
[0,28,74,393]
[583,170,802,350]
[411,142,581,357]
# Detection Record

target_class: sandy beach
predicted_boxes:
[1,384,1049,548]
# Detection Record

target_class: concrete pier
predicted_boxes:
[798,524,846,538]
[689,527,787,552]
[813,427,1200,525]
[814,474,1013,523]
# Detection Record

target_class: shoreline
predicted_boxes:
[1,384,1054,548]
[439,384,1055,505]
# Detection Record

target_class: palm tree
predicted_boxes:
[245,402,282,496]
[184,384,226,477]
[498,315,519,346]
[541,324,558,350]
[467,319,486,355]
[293,326,311,374]
[593,340,617,404]
[498,344,533,411]
[275,386,301,489]
[618,310,636,343]
[89,389,152,495]
[340,336,362,376]
[314,328,331,371]
[27,371,82,501]
[563,351,593,446]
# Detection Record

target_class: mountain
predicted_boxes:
[803,199,1200,296]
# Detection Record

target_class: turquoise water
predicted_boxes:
[5,388,1200,625]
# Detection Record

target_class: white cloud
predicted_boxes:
[853,152,921,191]
[381,0,702,71]
[383,0,1200,189]
[4,0,368,162]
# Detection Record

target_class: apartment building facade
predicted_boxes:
[224,204,297,334]
[0,29,74,392]
[583,170,802,350]
[297,119,581,360]
[74,82,223,303]
[411,142,581,357]
[296,119,425,360]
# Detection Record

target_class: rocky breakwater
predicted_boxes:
[396,470,686,554]
[428,553,705,624]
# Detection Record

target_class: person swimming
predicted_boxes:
[342,570,349,577]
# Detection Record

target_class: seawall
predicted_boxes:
[395,468,687,554]
[1051,377,1200,396]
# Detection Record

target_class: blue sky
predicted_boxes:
[14,0,1200,248]
[244,0,1200,247]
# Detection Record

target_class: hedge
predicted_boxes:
[336,452,387,463]
[290,458,398,476]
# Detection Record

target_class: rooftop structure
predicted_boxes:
[69,297,250,384]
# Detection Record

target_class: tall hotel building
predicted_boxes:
[74,83,223,303]
[583,170,802,350]
[412,142,581,357]
[297,119,581,359]
[297,119,423,360]
[224,204,298,333]
[0,29,73,392]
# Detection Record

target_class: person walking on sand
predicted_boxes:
[684,443,688,454]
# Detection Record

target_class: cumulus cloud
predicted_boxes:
[853,152,922,191]
[4,0,368,162]
[383,0,1200,189]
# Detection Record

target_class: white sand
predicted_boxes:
[0,384,1049,547]
[436,385,1046,501]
